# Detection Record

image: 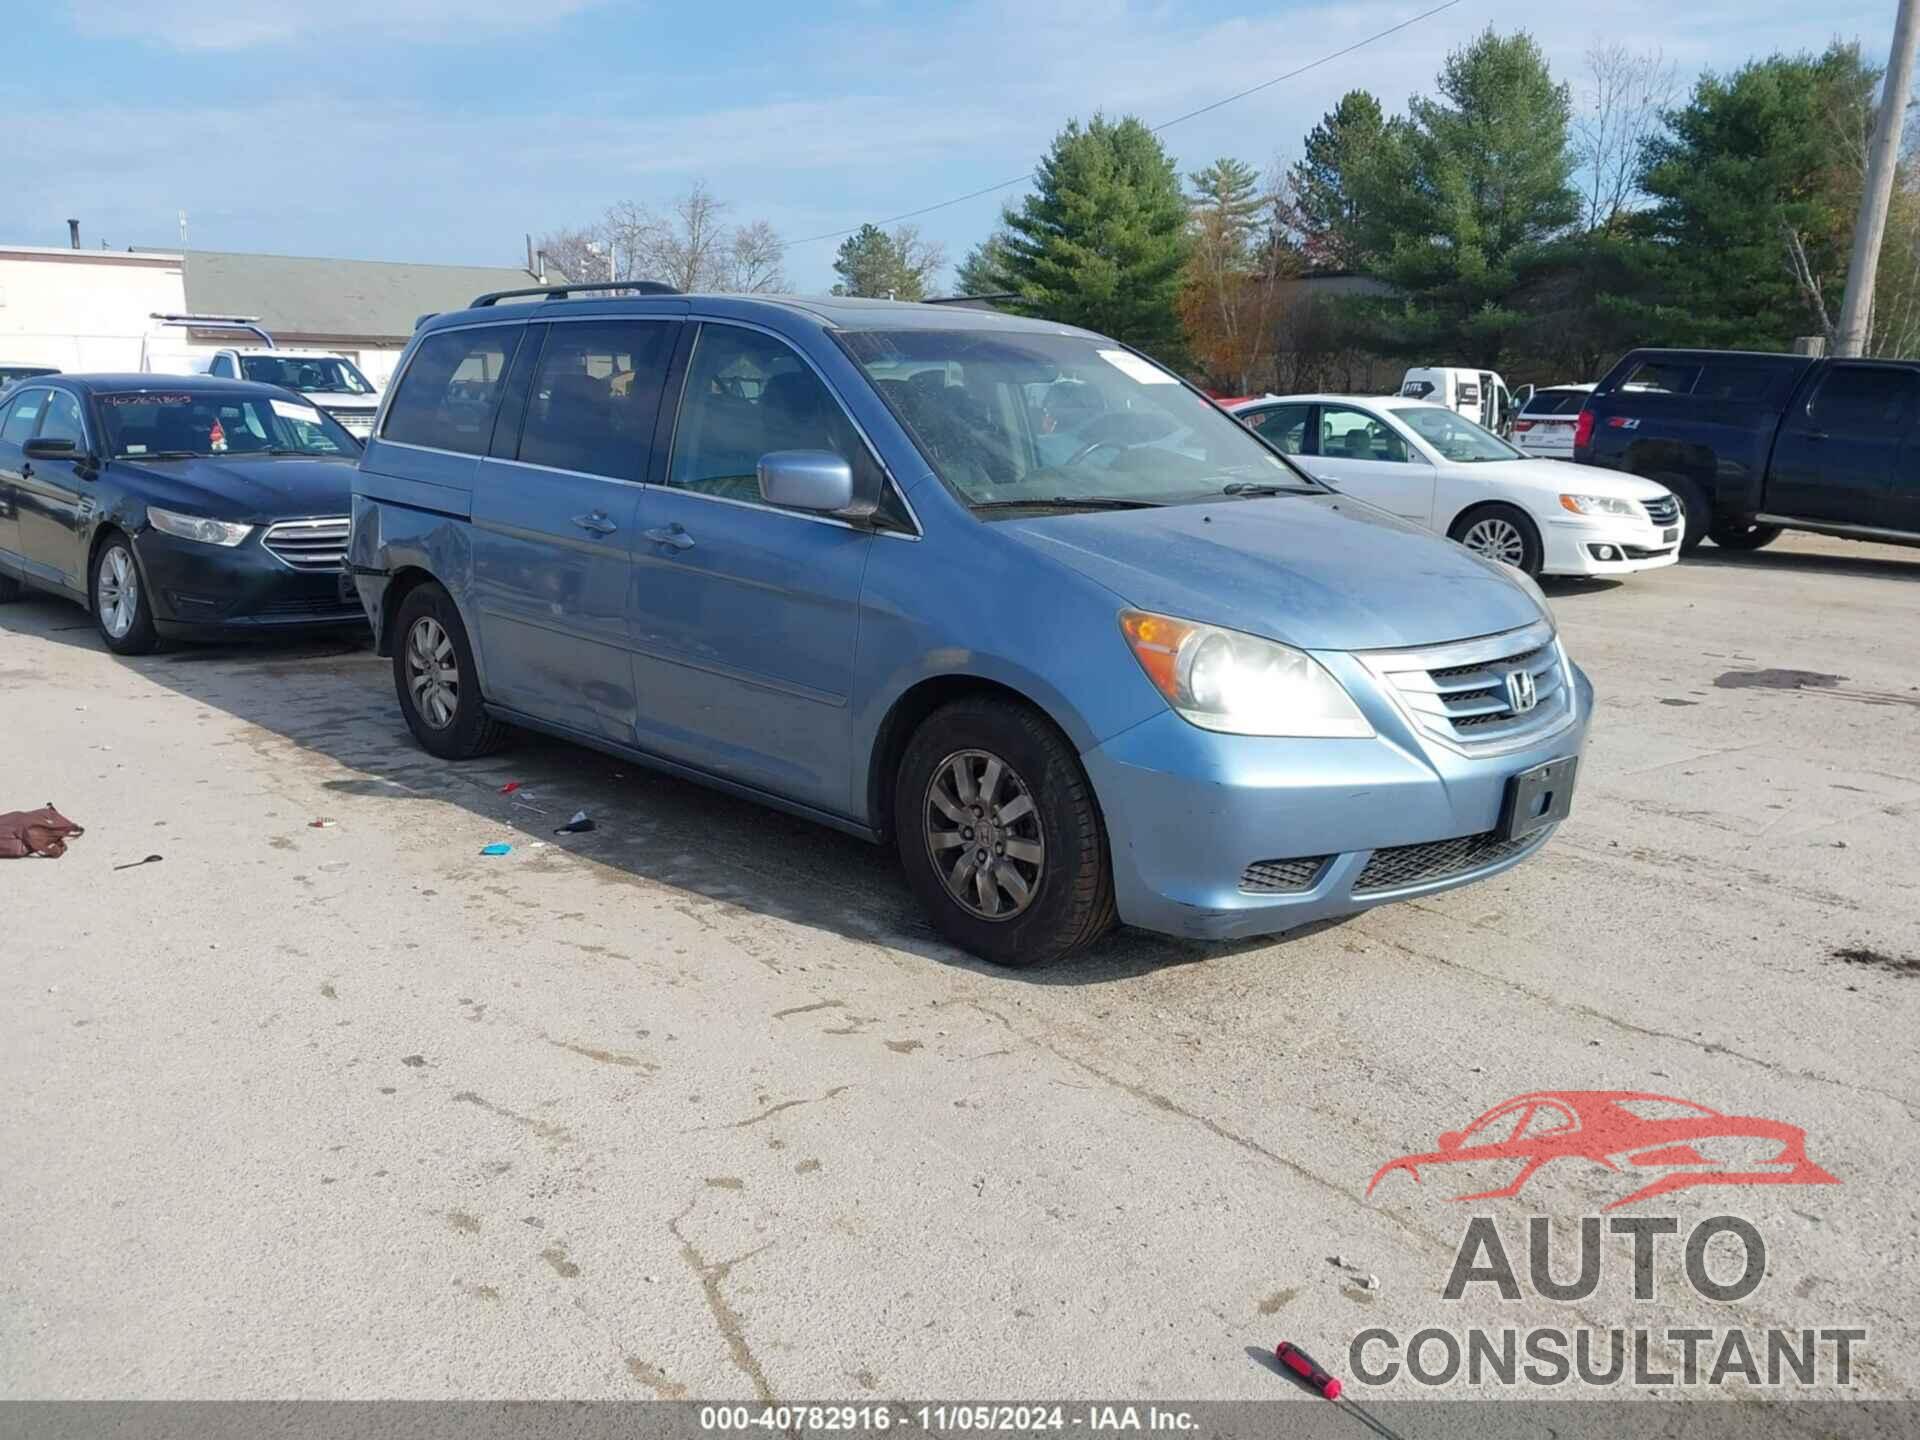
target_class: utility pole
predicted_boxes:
[1836,0,1920,357]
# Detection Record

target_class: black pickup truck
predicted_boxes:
[1573,347,1920,553]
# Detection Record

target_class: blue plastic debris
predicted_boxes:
[480,842,512,856]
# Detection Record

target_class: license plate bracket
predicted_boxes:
[1500,757,1577,842]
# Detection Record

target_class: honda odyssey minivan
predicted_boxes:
[349,285,1591,966]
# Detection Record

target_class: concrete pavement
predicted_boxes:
[2,534,1916,1410]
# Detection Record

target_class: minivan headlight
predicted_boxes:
[1120,610,1373,737]
[147,506,253,547]
[1558,493,1638,518]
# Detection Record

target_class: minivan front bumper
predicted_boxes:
[1081,656,1593,941]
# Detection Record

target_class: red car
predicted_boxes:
[1367,1090,1839,1210]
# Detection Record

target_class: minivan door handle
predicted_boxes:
[572,511,618,535]
[643,524,696,551]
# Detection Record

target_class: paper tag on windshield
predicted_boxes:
[1097,349,1175,385]
[271,399,323,424]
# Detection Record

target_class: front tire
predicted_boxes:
[1709,520,1782,552]
[1449,503,1544,577]
[893,697,1114,967]
[91,534,160,655]
[391,582,511,760]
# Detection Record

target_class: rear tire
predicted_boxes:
[894,696,1114,967]
[91,533,161,656]
[391,582,511,760]
[1709,520,1782,552]
[1652,472,1710,553]
[1449,502,1545,577]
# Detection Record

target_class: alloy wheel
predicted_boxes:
[1461,516,1527,568]
[97,546,139,639]
[924,748,1045,921]
[406,616,460,729]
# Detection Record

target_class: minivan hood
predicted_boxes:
[109,455,357,522]
[997,495,1549,652]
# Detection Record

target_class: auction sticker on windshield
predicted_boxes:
[1097,349,1176,384]
[271,399,325,424]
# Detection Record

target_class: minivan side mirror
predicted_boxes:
[758,450,875,521]
[24,437,77,460]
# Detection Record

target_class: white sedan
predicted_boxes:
[1229,394,1682,579]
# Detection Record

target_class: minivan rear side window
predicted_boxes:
[383,324,524,455]
[514,320,677,481]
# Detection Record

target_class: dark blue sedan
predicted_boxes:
[0,374,368,653]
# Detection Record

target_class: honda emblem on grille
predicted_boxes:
[1505,668,1538,713]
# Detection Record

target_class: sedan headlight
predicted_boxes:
[147,505,253,547]
[1120,610,1373,737]
[1558,493,1639,518]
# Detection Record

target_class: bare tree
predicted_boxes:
[549,182,792,295]
[725,220,788,294]
[532,226,602,284]
[1574,42,1677,231]
[892,224,948,297]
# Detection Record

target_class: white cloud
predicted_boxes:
[63,0,610,50]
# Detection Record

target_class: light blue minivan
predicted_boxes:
[349,285,1591,965]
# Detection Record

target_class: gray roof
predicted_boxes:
[180,249,547,344]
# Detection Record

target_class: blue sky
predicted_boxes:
[0,0,1901,291]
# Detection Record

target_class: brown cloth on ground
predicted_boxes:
[0,804,85,859]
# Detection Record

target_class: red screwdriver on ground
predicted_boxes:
[1275,1341,1411,1440]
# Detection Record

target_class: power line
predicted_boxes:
[782,0,1463,251]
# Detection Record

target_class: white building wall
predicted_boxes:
[0,247,186,372]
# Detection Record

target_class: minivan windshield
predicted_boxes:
[239,355,375,395]
[840,329,1310,508]
[98,390,361,459]
[1391,403,1524,463]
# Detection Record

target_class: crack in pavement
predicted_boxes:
[955,1001,1458,1261]
[669,1205,777,1403]
[1356,929,1920,1126]
[699,1085,853,1132]
[450,1089,576,1145]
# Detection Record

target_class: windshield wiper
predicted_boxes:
[123,450,204,460]
[972,496,1163,511]
[1221,481,1320,497]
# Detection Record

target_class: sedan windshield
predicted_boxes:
[239,355,375,395]
[98,391,361,459]
[1393,404,1524,463]
[839,329,1307,508]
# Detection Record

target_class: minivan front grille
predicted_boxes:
[263,518,350,572]
[1359,621,1570,754]
[1354,829,1544,894]
[1642,494,1680,526]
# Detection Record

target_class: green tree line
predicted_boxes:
[953,28,1920,388]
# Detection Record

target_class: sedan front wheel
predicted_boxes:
[91,534,160,655]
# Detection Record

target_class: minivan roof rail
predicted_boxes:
[469,280,680,307]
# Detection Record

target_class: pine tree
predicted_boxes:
[999,115,1192,361]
